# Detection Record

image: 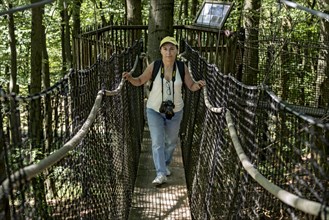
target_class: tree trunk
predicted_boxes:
[30,0,43,142]
[126,0,142,40]
[0,100,10,220]
[126,0,142,25]
[6,11,22,218]
[147,0,175,62]
[242,0,260,85]
[8,4,22,151]
[72,0,82,37]
[191,0,199,17]
[72,0,82,68]
[60,0,72,74]
[42,23,57,199]
[64,0,72,70]
[30,1,49,218]
[183,0,188,19]
[315,0,329,174]
[60,8,67,73]
[316,0,329,108]
[8,5,18,95]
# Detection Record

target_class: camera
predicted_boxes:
[159,100,175,120]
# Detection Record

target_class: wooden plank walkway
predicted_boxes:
[128,126,192,220]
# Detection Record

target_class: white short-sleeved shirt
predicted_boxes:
[146,64,184,113]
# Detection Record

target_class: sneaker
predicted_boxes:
[166,167,171,176]
[152,175,167,186]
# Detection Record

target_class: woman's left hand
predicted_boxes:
[194,80,206,90]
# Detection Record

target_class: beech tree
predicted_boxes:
[242,0,260,85]
[316,0,329,108]
[30,1,49,217]
[147,0,175,62]
[126,0,142,41]
[7,4,22,150]
[72,0,82,37]
[126,0,142,25]
[60,0,72,73]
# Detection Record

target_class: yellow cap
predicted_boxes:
[159,36,178,48]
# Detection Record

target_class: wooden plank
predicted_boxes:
[128,126,192,220]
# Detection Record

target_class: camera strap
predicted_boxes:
[160,61,177,102]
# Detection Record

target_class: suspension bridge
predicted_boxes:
[0,36,328,219]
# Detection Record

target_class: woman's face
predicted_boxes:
[160,43,178,61]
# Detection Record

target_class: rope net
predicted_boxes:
[180,25,329,218]
[0,40,144,219]
[0,8,329,218]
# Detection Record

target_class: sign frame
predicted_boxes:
[193,1,234,30]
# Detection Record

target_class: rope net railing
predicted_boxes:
[180,37,329,219]
[0,27,328,220]
[0,40,144,219]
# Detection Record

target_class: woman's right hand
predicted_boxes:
[122,72,131,81]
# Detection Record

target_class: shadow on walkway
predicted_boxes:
[128,126,192,220]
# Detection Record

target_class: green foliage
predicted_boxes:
[0,15,10,86]
[80,0,125,27]
[52,166,82,199]
[141,0,149,23]
[44,3,63,75]
[0,0,327,101]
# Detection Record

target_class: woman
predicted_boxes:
[122,36,206,186]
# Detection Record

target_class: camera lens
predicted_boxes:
[159,100,175,120]
[165,112,174,119]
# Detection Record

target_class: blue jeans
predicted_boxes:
[146,108,183,176]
